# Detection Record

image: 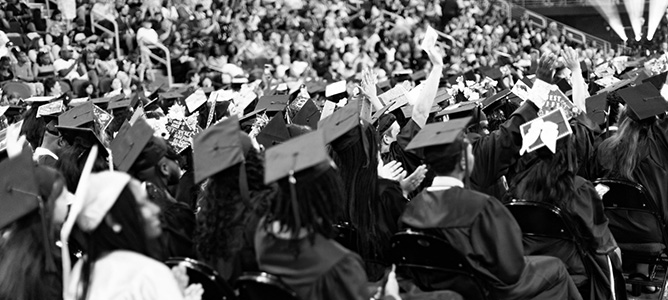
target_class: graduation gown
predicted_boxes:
[469,101,538,197]
[400,185,582,300]
[382,119,424,176]
[514,176,619,299]
[254,219,370,300]
[146,182,196,261]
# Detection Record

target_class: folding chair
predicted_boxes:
[594,178,668,298]
[235,272,299,300]
[165,257,237,300]
[390,229,494,300]
[505,200,596,299]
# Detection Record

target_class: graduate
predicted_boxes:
[0,145,70,300]
[110,119,195,260]
[256,131,376,300]
[399,117,583,300]
[505,109,622,299]
[60,148,202,300]
[193,116,275,282]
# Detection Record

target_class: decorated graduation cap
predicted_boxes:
[585,92,610,126]
[56,102,108,155]
[325,80,348,102]
[596,77,634,95]
[405,117,472,151]
[110,119,154,172]
[292,99,321,129]
[617,82,668,122]
[256,112,290,149]
[185,89,208,115]
[0,147,58,271]
[434,87,453,105]
[519,108,572,155]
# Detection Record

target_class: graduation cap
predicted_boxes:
[481,67,504,80]
[585,92,609,126]
[91,97,111,109]
[463,70,476,81]
[596,77,634,95]
[240,108,267,122]
[256,95,289,112]
[159,91,183,101]
[0,147,41,229]
[291,99,320,129]
[107,99,132,111]
[481,89,511,113]
[325,81,348,102]
[434,88,452,105]
[109,119,154,172]
[256,112,290,149]
[185,89,208,114]
[519,108,572,154]
[58,101,95,128]
[617,82,668,122]
[411,70,427,82]
[23,96,54,105]
[264,130,330,184]
[318,103,361,144]
[435,101,480,119]
[405,117,472,151]
[37,100,65,119]
[556,78,572,96]
[56,126,108,156]
[642,71,668,90]
[305,81,327,95]
[0,147,58,271]
[2,105,23,118]
[376,80,392,94]
[193,116,251,184]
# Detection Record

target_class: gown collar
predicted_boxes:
[428,176,464,191]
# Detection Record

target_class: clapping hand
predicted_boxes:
[400,165,427,196]
[378,160,407,182]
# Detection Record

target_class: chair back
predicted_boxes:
[165,257,237,300]
[505,200,577,242]
[333,222,358,252]
[594,178,668,245]
[2,81,32,100]
[390,230,492,300]
[235,272,299,300]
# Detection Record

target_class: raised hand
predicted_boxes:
[561,46,580,72]
[378,160,406,182]
[536,52,558,84]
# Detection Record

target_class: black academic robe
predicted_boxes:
[400,187,582,300]
[514,176,620,299]
[382,119,424,176]
[254,219,370,300]
[146,182,196,261]
[469,102,539,197]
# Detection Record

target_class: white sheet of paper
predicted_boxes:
[185,89,207,113]
[421,25,438,51]
[320,101,336,121]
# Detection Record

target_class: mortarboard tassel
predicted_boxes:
[288,170,301,234]
[239,163,250,202]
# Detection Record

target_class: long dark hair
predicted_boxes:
[55,143,109,192]
[329,122,382,258]
[597,110,654,180]
[0,166,65,300]
[263,164,345,250]
[77,185,150,300]
[509,136,578,209]
[195,148,276,261]
[20,107,46,150]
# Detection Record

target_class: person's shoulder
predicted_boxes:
[104,250,170,271]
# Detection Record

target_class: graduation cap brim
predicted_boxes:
[585,92,609,126]
[58,101,95,128]
[292,100,321,129]
[256,95,289,112]
[436,101,480,118]
[108,99,132,110]
[55,126,108,155]
[256,112,290,149]
[193,116,246,183]
[617,82,668,121]
[264,130,330,184]
[240,108,267,122]
[0,147,40,229]
[481,89,511,113]
[642,71,668,90]
[318,103,361,144]
[405,117,473,150]
[110,119,154,172]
